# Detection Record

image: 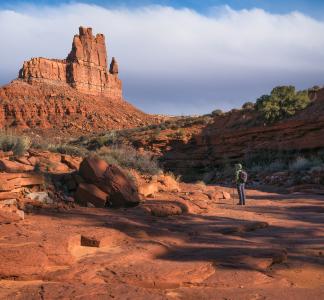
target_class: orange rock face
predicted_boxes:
[19,26,122,100]
[0,26,164,133]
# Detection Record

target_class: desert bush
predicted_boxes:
[289,157,318,172]
[159,124,167,130]
[256,86,310,123]
[244,150,280,167]
[0,133,31,156]
[96,131,118,147]
[195,180,206,187]
[174,129,185,139]
[151,128,161,139]
[211,109,223,116]
[250,164,264,174]
[170,123,179,130]
[242,102,255,110]
[165,171,181,182]
[48,144,88,157]
[268,160,287,172]
[309,85,322,92]
[96,145,161,175]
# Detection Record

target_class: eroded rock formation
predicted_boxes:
[19,26,122,99]
[0,26,160,133]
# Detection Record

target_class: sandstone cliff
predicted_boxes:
[19,26,122,99]
[0,26,159,133]
[113,89,324,181]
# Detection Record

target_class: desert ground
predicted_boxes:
[1,183,323,300]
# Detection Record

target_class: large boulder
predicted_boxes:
[77,157,140,208]
[79,156,109,183]
[97,164,140,208]
[75,183,108,208]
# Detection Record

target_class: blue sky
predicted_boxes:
[0,1,324,115]
[2,0,324,17]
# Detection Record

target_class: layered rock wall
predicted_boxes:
[19,26,122,100]
[19,58,67,84]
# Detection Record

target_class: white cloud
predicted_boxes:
[0,3,324,114]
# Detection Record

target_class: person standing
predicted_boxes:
[235,163,248,205]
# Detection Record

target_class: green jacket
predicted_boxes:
[235,169,242,184]
[235,163,244,184]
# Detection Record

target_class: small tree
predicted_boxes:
[256,86,310,123]
[242,102,255,110]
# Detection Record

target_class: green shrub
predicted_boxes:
[211,109,223,116]
[289,157,315,172]
[256,86,310,123]
[175,129,185,139]
[309,85,321,92]
[151,128,161,139]
[170,123,179,130]
[96,145,161,175]
[159,124,167,130]
[0,133,31,156]
[242,102,255,110]
[48,144,88,157]
[250,164,264,174]
[268,160,287,172]
[96,131,118,147]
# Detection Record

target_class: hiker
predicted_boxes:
[235,163,248,205]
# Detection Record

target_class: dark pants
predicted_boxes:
[237,183,246,205]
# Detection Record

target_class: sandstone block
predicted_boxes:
[81,235,101,247]
[61,155,82,170]
[97,164,140,208]
[0,159,34,173]
[79,156,109,183]
[74,183,108,208]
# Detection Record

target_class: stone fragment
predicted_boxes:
[109,57,119,74]
[148,203,183,217]
[27,192,53,204]
[0,151,14,158]
[27,156,38,166]
[0,192,19,200]
[0,199,17,206]
[0,173,44,191]
[222,191,231,200]
[138,183,159,197]
[61,155,82,170]
[15,156,33,166]
[0,159,34,173]
[157,174,181,193]
[81,235,101,247]
[74,183,108,208]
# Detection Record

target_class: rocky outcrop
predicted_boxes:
[19,58,67,84]
[0,26,163,133]
[19,26,122,99]
[126,88,324,181]
[76,157,140,208]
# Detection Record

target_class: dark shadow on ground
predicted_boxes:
[30,191,324,272]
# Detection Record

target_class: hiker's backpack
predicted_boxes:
[239,170,248,183]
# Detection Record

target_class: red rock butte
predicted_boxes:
[19,26,122,100]
[0,26,160,133]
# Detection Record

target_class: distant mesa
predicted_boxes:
[18,26,122,100]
